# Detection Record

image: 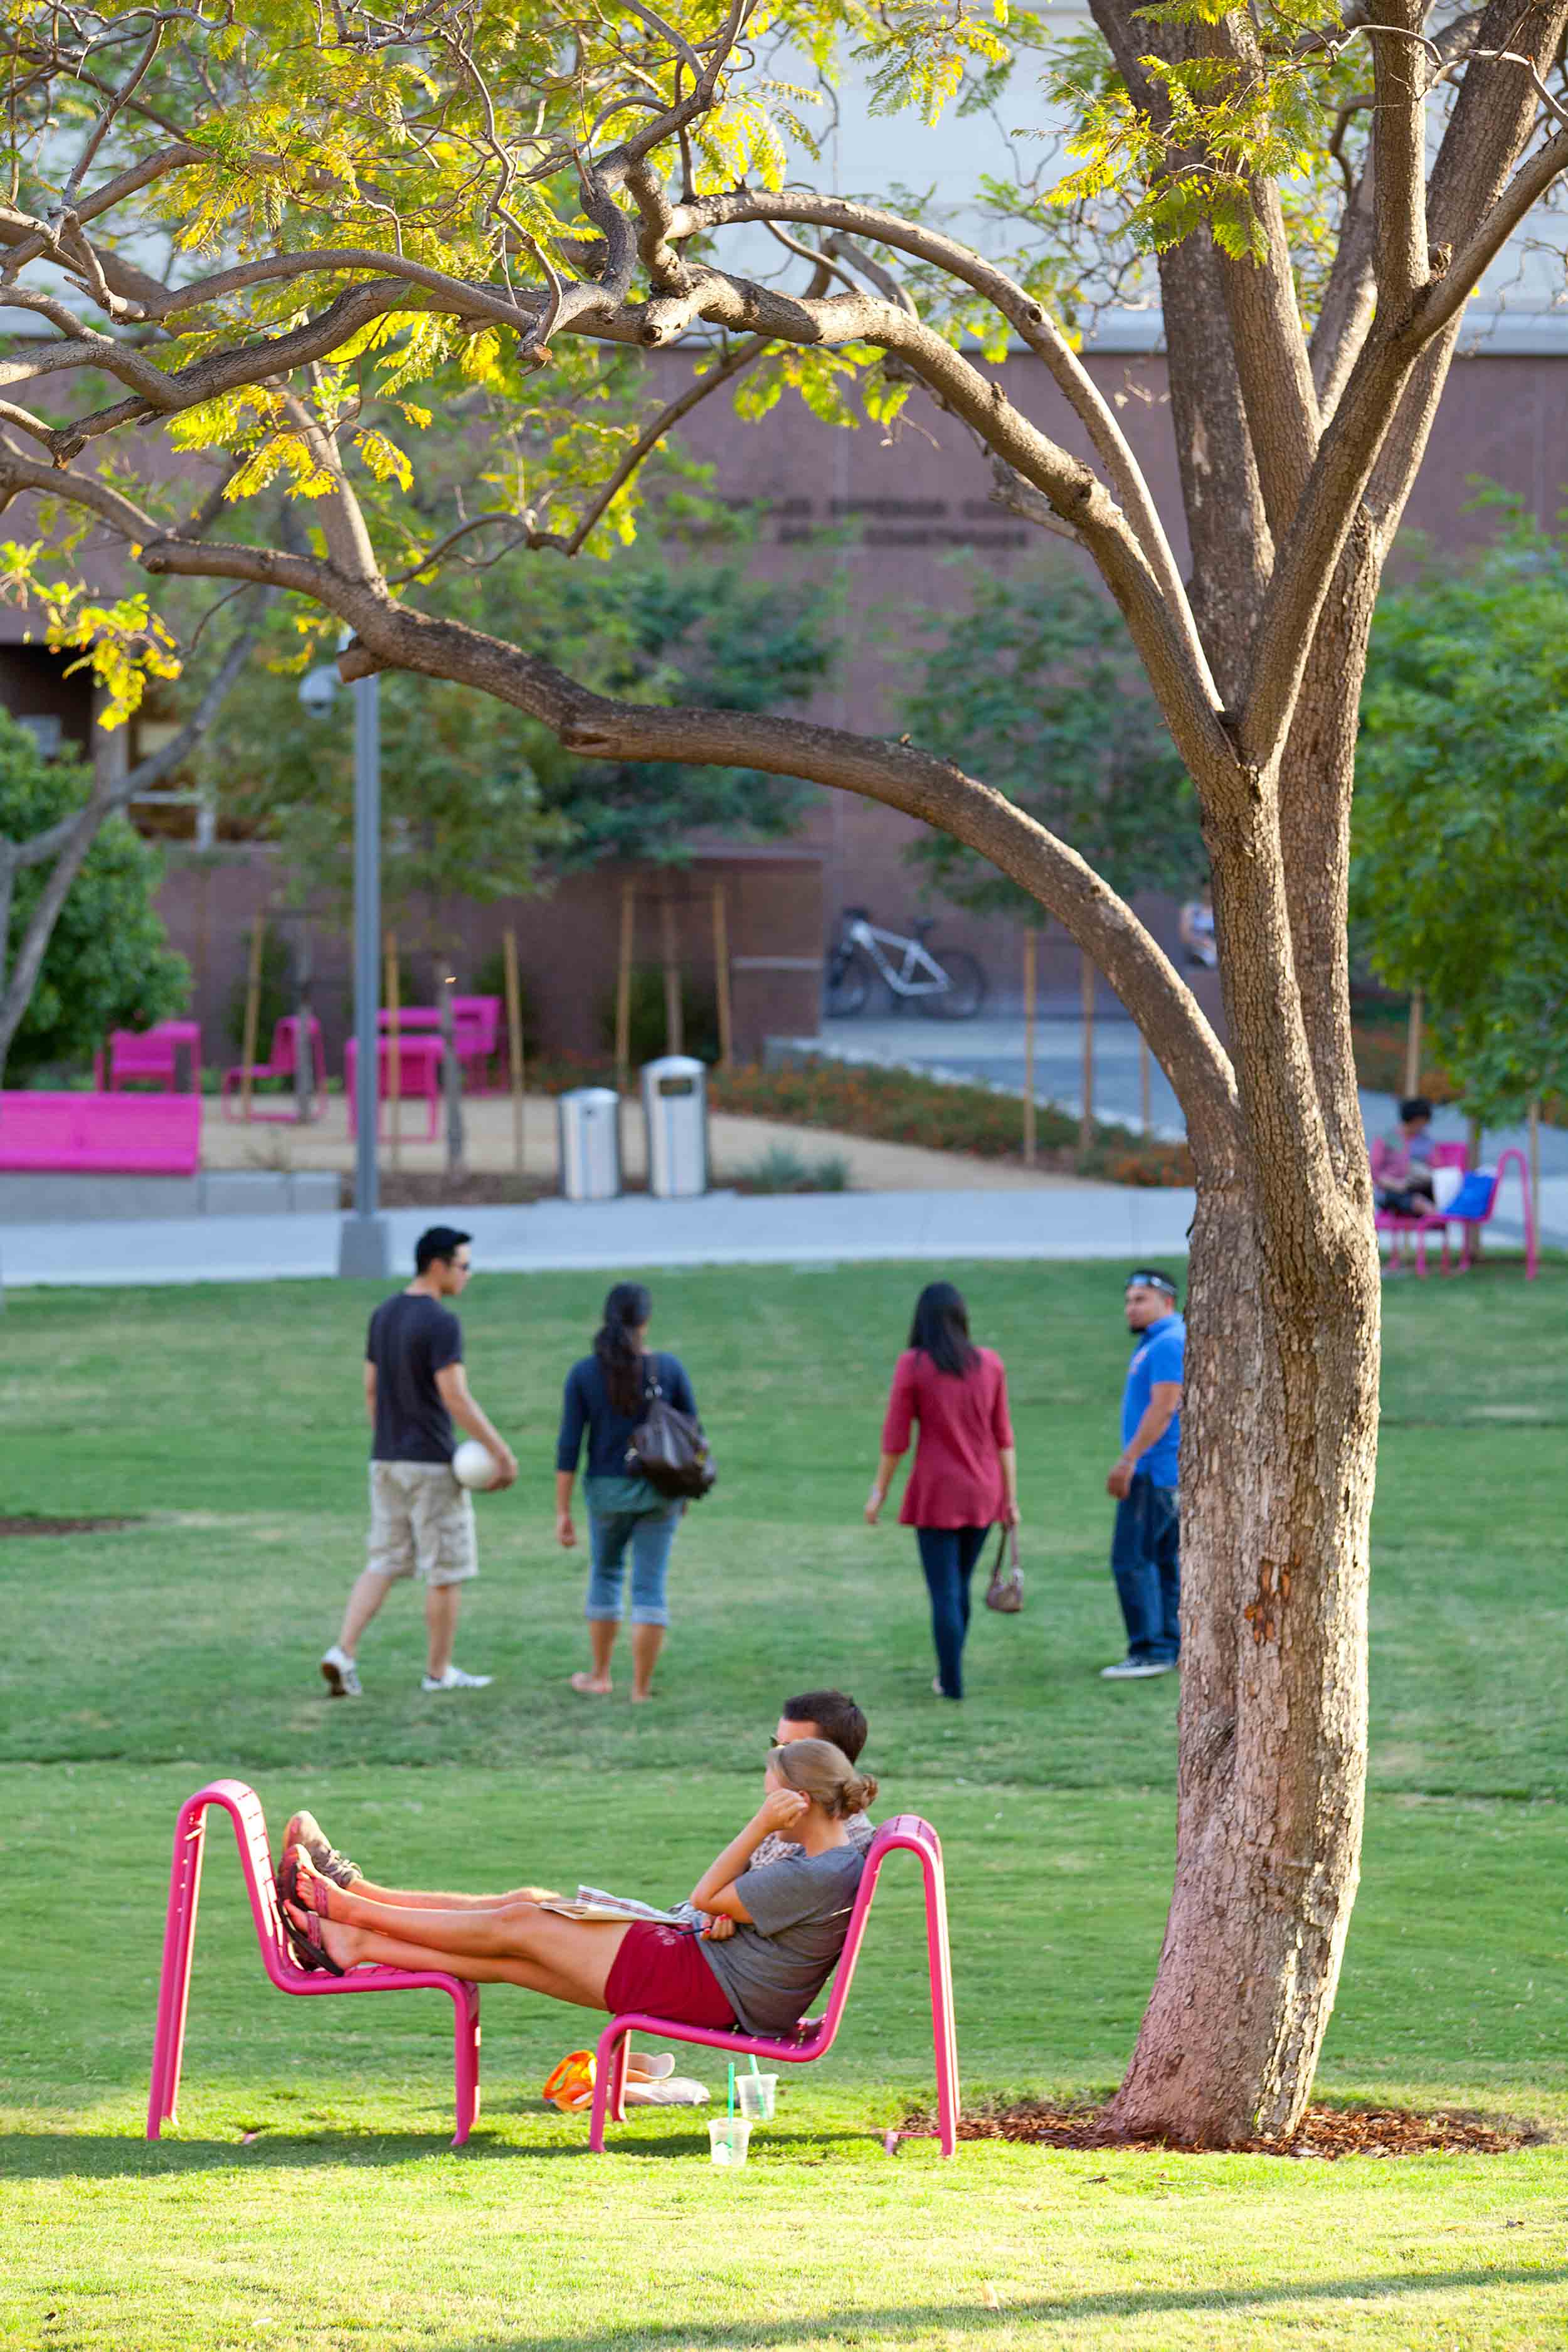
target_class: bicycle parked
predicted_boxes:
[824,906,987,1020]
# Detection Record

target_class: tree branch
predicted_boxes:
[1370,0,1431,314]
[675,186,1217,709]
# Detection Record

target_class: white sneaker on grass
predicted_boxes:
[421,1665,493,1692]
[1099,1656,1176,1680]
[320,1645,362,1698]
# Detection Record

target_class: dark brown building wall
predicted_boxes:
[152,845,824,1071]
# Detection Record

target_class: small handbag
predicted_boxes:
[984,1522,1024,1614]
[627,1361,717,1501]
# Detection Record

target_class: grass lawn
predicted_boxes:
[3,1255,1565,2349]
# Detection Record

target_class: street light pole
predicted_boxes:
[337,670,390,1278]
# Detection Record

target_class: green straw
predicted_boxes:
[748,2055,761,2077]
[727,2062,736,2117]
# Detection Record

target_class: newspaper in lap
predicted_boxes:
[536,1884,683,1924]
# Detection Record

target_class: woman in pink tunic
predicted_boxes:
[864,1282,1019,1700]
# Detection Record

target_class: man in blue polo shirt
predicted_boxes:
[1101,1269,1185,1681]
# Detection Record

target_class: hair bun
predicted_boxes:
[845,1770,878,1816]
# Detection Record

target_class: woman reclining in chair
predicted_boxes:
[278,1738,876,2036]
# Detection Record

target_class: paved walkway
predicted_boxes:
[1,1182,1199,1291]
[198,1090,1082,1194]
[795,1016,1567,1246]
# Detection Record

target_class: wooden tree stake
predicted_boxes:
[1404,988,1424,1098]
[1528,1099,1541,1236]
[238,911,265,1125]
[503,926,525,1175]
[660,894,682,1057]
[1022,928,1037,1165]
[384,931,401,1168]
[712,881,733,1070]
[1079,948,1096,1159]
[615,882,636,1092]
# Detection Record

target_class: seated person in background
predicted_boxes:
[1179,879,1217,970]
[1371,1096,1439,1216]
[278,1739,877,2038]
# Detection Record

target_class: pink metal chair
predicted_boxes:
[95,1019,201,1092]
[220,1015,327,1122]
[147,1779,481,2149]
[451,995,502,1090]
[346,1035,442,1140]
[587,1813,958,2155]
[1376,1143,1538,1278]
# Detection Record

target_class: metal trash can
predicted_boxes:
[557,1086,622,1200]
[640,1054,709,1199]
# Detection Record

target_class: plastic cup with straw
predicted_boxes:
[709,2062,751,2166]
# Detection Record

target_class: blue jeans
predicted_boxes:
[916,1525,992,1700]
[584,1485,682,1626]
[1110,1476,1180,1663]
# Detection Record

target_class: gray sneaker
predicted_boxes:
[421,1665,492,1692]
[320,1645,362,1698]
[1099,1656,1177,1680]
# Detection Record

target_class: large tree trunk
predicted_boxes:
[1108,583,1384,2142]
[1106,1175,1380,2142]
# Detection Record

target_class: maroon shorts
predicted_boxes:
[603,1923,735,2026]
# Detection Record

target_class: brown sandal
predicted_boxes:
[280,1900,345,1977]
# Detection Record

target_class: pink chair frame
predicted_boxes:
[220,1015,328,1123]
[345,1036,442,1141]
[587,1812,959,2155]
[147,1779,480,2149]
[1375,1144,1538,1279]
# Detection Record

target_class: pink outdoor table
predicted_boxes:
[346,1034,442,1140]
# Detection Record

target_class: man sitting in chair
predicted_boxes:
[277,1736,876,2038]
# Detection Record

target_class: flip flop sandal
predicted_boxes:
[283,1849,334,1918]
[280,1902,345,1978]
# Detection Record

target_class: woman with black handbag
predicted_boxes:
[864,1281,1019,1702]
[556,1281,705,1702]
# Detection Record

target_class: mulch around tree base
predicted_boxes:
[0,1516,142,1539]
[897,2100,1546,2159]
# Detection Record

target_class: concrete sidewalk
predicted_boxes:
[1,1182,1200,1290]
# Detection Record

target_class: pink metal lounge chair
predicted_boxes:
[147,1780,480,2148]
[220,1015,328,1122]
[587,1812,959,2155]
[1375,1143,1538,1279]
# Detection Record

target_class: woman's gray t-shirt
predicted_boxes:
[696,1843,866,2036]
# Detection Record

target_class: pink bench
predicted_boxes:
[0,1089,201,1174]
[148,1780,480,2149]
[221,1015,327,1122]
[94,1019,201,1092]
[346,1035,442,1140]
[588,1813,959,2155]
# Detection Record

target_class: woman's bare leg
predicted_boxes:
[313,1914,607,2005]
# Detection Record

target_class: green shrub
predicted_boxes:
[597,964,720,1065]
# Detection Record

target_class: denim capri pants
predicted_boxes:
[583,1476,682,1626]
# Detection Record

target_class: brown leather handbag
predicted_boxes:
[983,1522,1024,1613]
[627,1364,717,1501]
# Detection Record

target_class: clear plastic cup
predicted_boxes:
[707,2116,753,2167]
[736,2073,777,2122]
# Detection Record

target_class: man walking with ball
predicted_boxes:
[320,1226,517,1698]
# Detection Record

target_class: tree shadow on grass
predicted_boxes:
[406,2267,1568,2350]
[0,2124,870,2175]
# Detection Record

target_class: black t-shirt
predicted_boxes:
[366,1292,464,1462]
